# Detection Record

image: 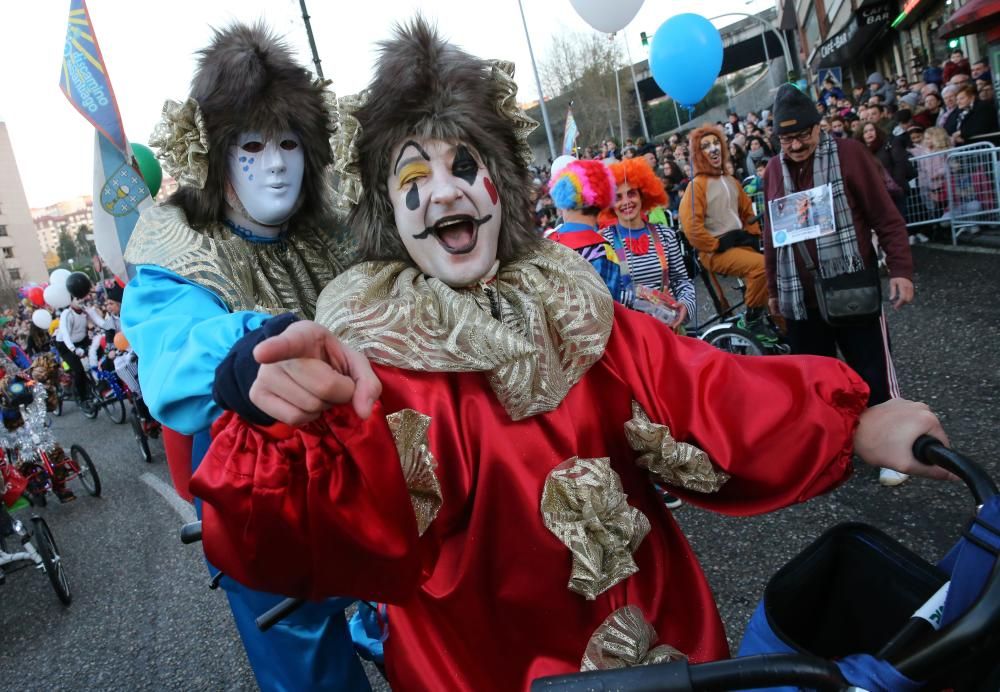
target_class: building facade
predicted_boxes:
[32,198,94,259]
[780,0,993,89]
[0,122,53,284]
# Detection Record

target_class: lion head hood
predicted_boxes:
[688,125,729,177]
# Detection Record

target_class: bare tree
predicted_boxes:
[537,31,637,148]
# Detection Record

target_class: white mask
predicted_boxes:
[226,131,305,227]
[386,138,502,288]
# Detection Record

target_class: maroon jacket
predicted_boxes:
[762,137,913,307]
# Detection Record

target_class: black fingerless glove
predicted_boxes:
[212,312,299,426]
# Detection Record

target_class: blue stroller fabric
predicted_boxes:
[737,500,1000,691]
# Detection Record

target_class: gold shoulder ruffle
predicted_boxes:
[385,409,442,535]
[581,605,686,671]
[315,241,614,420]
[625,401,730,493]
[124,204,353,318]
[541,457,650,600]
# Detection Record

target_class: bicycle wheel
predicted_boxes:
[130,411,153,464]
[700,325,766,356]
[69,445,101,497]
[79,390,98,419]
[103,397,126,424]
[31,516,71,605]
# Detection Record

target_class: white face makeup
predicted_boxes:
[226,131,305,227]
[387,138,502,288]
[700,134,723,171]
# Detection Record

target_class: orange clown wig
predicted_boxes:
[599,157,668,228]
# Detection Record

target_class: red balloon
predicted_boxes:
[28,287,45,307]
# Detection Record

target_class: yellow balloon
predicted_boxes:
[48,318,59,335]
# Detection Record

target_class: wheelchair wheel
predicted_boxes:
[103,397,126,425]
[701,325,766,356]
[69,445,101,497]
[130,411,153,464]
[31,516,71,605]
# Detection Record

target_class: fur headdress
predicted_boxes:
[348,17,539,263]
[688,126,729,177]
[154,22,335,229]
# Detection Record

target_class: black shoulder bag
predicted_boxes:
[794,242,882,326]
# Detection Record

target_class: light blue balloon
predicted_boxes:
[649,14,723,108]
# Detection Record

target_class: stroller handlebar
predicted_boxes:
[912,435,998,505]
[530,654,848,692]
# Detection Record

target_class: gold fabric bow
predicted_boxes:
[541,457,650,600]
[625,402,730,493]
[581,605,686,671]
[149,98,210,190]
[386,409,442,535]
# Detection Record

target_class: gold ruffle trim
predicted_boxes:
[385,409,442,536]
[487,60,538,168]
[316,241,613,421]
[541,457,650,601]
[124,204,353,318]
[581,605,687,671]
[149,98,210,190]
[625,401,730,493]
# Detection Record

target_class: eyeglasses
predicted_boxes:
[778,128,815,146]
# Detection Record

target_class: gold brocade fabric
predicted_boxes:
[314,241,614,421]
[385,409,443,536]
[124,205,355,318]
[580,605,687,671]
[625,401,730,493]
[541,457,651,601]
[486,60,538,168]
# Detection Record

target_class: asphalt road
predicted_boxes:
[0,243,995,690]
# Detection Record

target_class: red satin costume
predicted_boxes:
[191,306,869,690]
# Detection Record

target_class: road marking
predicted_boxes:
[140,472,197,524]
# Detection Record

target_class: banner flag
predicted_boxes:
[562,107,579,156]
[59,0,151,280]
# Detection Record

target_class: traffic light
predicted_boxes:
[640,31,648,47]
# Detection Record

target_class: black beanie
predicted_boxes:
[773,84,821,134]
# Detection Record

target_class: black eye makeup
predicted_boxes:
[241,141,265,153]
[452,145,479,186]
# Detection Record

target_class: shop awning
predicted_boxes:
[937,0,1000,40]
[812,0,893,70]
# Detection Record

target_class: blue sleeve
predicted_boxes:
[120,265,270,435]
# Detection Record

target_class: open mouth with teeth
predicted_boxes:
[707,150,722,167]
[414,214,492,255]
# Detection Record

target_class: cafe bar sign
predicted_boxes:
[815,0,892,68]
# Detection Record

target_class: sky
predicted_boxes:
[0,0,772,209]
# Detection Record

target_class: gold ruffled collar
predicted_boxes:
[315,241,614,420]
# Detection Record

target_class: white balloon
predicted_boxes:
[569,0,644,34]
[49,268,71,289]
[43,283,71,309]
[551,155,577,179]
[31,308,53,330]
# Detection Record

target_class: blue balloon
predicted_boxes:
[649,14,723,108]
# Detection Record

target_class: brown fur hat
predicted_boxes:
[167,22,335,229]
[349,16,538,263]
[688,125,729,177]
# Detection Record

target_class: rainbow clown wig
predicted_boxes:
[548,159,616,214]
[599,157,669,227]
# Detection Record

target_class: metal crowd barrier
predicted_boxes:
[904,142,1000,245]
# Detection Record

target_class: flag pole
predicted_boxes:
[298,0,324,80]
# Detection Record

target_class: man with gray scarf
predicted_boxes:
[762,84,915,487]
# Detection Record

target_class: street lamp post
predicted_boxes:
[707,12,795,82]
[517,0,557,160]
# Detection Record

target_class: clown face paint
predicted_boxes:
[614,183,643,226]
[700,134,723,171]
[387,138,501,288]
[226,131,305,227]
